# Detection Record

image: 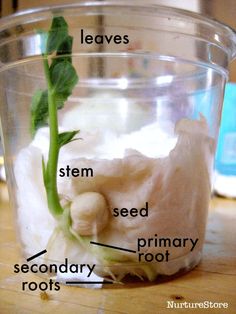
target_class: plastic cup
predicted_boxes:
[0,2,235,287]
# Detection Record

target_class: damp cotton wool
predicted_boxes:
[14,114,214,282]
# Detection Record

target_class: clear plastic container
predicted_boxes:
[0,2,236,287]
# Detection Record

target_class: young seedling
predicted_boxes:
[31,16,79,220]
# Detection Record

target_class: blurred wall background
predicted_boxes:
[0,0,236,80]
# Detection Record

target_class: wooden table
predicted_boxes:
[0,182,235,314]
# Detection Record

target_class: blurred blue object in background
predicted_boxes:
[215,83,236,198]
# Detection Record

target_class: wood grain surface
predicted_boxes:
[0,183,235,314]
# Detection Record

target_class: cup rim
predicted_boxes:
[0,1,235,36]
[0,1,235,61]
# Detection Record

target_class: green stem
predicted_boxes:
[43,55,63,217]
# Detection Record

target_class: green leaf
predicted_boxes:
[50,36,73,72]
[46,17,69,54]
[55,92,71,109]
[30,90,48,135]
[50,60,78,96]
[57,35,73,57]
[58,130,80,148]
[56,35,73,63]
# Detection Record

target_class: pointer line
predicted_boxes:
[26,249,47,262]
[90,241,136,253]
